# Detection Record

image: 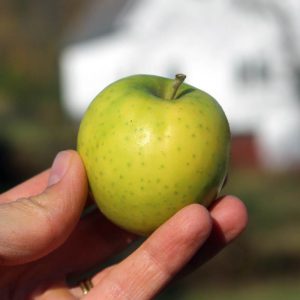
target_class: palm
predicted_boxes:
[1,210,134,299]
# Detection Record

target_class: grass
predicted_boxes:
[183,278,300,300]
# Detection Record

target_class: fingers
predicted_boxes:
[30,196,247,299]
[210,195,248,243]
[79,196,247,299]
[0,150,88,265]
[85,204,213,300]
[178,195,248,276]
[46,196,246,285]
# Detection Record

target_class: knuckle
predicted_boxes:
[140,247,172,281]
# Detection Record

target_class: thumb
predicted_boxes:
[0,150,88,266]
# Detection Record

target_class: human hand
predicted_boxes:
[0,150,247,299]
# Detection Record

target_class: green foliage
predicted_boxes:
[0,0,85,186]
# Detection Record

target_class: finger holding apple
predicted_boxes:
[78,74,230,236]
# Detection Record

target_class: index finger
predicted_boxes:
[85,204,212,300]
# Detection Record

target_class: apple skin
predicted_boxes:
[77,74,230,236]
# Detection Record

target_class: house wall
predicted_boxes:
[59,0,300,171]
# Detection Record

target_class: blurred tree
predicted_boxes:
[0,0,90,188]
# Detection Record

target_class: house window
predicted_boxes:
[236,59,271,86]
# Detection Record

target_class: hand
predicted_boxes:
[0,150,247,299]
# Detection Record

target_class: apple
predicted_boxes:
[77,74,230,235]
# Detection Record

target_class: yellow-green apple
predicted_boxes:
[77,74,230,235]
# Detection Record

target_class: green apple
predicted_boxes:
[77,74,230,235]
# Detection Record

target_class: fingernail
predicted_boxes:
[48,151,71,186]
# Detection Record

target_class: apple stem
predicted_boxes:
[168,74,186,100]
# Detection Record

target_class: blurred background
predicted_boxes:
[1,0,300,298]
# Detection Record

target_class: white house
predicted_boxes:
[59,0,300,170]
